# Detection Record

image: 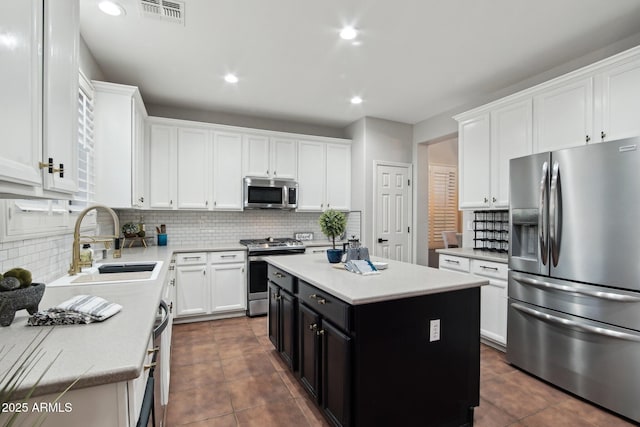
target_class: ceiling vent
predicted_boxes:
[140,0,185,25]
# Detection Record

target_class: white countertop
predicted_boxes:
[0,242,245,399]
[265,252,488,305]
[436,247,508,264]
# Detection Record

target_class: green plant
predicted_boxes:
[318,209,346,249]
[121,223,139,236]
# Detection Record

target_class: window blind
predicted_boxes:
[428,165,459,248]
[72,75,95,210]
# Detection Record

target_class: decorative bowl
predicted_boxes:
[0,283,45,327]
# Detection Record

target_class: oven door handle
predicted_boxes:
[511,302,640,342]
[514,276,640,302]
[136,374,155,427]
[153,300,170,340]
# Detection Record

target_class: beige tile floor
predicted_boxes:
[166,317,636,427]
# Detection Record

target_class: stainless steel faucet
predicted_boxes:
[69,204,121,275]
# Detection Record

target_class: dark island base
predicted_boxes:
[350,287,480,427]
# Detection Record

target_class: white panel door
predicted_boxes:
[375,164,410,262]
[297,140,326,211]
[176,265,209,316]
[458,114,491,209]
[533,77,594,152]
[600,58,640,142]
[0,0,43,187]
[213,132,243,210]
[210,263,246,312]
[132,98,147,208]
[490,99,533,208]
[243,134,270,177]
[270,137,297,179]
[42,0,79,193]
[149,124,177,209]
[325,143,351,211]
[177,127,209,209]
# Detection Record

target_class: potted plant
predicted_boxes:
[318,209,346,263]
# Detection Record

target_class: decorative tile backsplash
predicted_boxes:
[0,210,361,283]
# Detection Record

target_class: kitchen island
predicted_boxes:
[265,253,488,427]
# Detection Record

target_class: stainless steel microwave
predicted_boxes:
[243,177,298,209]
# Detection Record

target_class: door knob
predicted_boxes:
[377,238,388,243]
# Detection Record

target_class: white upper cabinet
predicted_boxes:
[243,135,297,179]
[270,137,297,179]
[243,134,270,177]
[297,141,351,212]
[177,127,210,209]
[212,132,243,210]
[490,99,533,208]
[458,114,491,209]
[598,57,640,142]
[93,82,148,208]
[325,143,351,211]
[0,0,79,197]
[149,124,177,209]
[297,141,326,211]
[42,0,79,194]
[533,77,594,152]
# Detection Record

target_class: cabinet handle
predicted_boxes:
[601,131,606,141]
[221,254,237,258]
[309,294,317,299]
[492,197,496,203]
[479,265,499,271]
[144,362,157,371]
[483,197,489,203]
[445,259,460,264]
[316,329,325,336]
[57,163,64,178]
[147,347,159,355]
[309,323,318,331]
[183,256,202,260]
[170,200,173,205]
[266,170,269,175]
[139,196,144,203]
[39,158,55,174]
[206,201,209,206]
[585,135,591,143]
[273,272,286,279]
[169,302,173,313]
[203,270,206,276]
[320,203,323,208]
[316,298,326,305]
[312,249,324,253]
[274,171,277,176]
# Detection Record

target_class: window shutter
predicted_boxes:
[429,165,459,247]
[73,76,95,210]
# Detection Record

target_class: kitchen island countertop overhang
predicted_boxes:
[264,252,489,305]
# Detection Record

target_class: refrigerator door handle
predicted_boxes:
[549,161,560,267]
[511,302,640,342]
[514,275,640,302]
[538,161,549,266]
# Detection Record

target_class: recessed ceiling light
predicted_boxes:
[350,96,363,105]
[340,26,358,40]
[98,1,125,16]
[224,73,239,84]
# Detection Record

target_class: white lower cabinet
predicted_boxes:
[175,251,246,320]
[439,254,507,347]
[15,335,155,427]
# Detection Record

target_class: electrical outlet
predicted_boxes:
[429,319,440,342]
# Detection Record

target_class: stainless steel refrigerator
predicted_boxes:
[508,136,640,424]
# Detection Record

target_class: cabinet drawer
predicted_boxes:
[439,254,470,272]
[268,265,296,294]
[298,280,350,332]
[209,251,246,263]
[176,252,207,265]
[471,259,507,280]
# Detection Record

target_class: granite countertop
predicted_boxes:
[0,242,246,399]
[264,252,488,305]
[436,247,508,264]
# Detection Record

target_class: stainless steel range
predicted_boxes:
[240,238,305,316]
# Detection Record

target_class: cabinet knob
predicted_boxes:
[309,323,318,331]
[316,329,325,336]
[206,201,209,206]
[492,197,497,203]
[585,135,591,143]
[266,170,269,175]
[139,196,144,203]
[170,200,173,205]
[601,131,606,141]
[316,298,326,305]
[484,197,488,203]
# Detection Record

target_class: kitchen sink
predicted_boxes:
[48,261,163,287]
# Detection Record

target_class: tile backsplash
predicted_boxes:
[117,209,361,246]
[0,210,361,283]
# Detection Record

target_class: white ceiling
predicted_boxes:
[80,0,640,129]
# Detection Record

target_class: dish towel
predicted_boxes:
[28,295,122,326]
